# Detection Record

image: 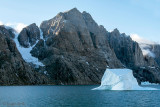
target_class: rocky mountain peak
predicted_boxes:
[28,23,37,27]
[18,23,40,48]
[82,11,92,19]
[64,7,80,14]
[40,8,90,38]
[32,8,124,84]
[111,28,120,36]
[63,8,88,31]
[0,25,15,39]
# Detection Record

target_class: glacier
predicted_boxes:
[12,31,44,67]
[93,69,157,90]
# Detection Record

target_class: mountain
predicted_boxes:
[0,8,160,85]
[33,8,123,85]
[107,29,145,68]
[18,23,40,48]
[139,43,160,67]
[0,26,50,85]
[151,44,160,66]
[106,29,160,84]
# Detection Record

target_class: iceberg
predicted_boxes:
[93,69,157,90]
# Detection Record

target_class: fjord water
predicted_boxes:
[0,86,160,107]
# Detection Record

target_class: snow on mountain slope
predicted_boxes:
[93,69,157,90]
[13,31,44,67]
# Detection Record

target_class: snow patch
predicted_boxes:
[39,28,44,40]
[86,62,89,65]
[93,69,157,90]
[63,20,67,23]
[140,67,145,69]
[148,66,156,69]
[13,32,44,67]
[44,71,48,75]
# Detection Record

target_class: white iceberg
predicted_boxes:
[93,69,157,90]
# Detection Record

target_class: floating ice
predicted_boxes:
[141,81,158,85]
[93,69,157,90]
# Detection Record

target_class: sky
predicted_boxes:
[0,0,160,43]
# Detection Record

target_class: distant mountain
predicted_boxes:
[0,8,160,85]
[107,29,160,84]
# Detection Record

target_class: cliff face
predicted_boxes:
[0,26,49,85]
[150,45,160,66]
[106,29,160,84]
[107,29,145,68]
[107,29,159,68]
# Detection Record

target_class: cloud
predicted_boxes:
[6,22,27,33]
[0,21,3,25]
[0,20,27,33]
[130,34,156,57]
[130,34,156,44]
[142,49,155,58]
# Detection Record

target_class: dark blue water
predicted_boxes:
[0,85,160,107]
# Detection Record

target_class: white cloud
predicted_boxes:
[6,22,27,33]
[142,49,155,58]
[0,21,3,25]
[130,34,156,44]
[0,20,27,32]
[130,34,156,57]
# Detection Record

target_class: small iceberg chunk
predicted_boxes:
[93,69,157,90]
[141,81,158,85]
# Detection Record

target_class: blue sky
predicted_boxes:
[0,0,160,42]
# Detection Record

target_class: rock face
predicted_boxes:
[107,29,159,68]
[107,29,145,68]
[106,28,160,84]
[150,44,160,67]
[0,26,49,85]
[18,23,40,48]
[133,67,160,84]
[30,8,123,85]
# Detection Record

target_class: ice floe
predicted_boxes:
[93,69,157,90]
